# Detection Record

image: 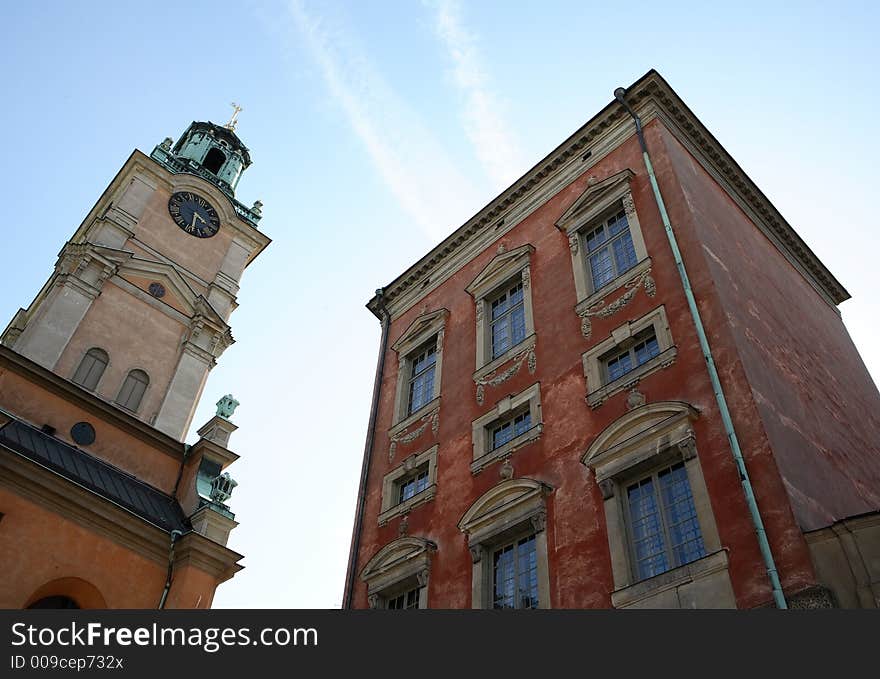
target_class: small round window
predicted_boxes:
[70,422,96,446]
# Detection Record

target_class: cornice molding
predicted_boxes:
[367,69,847,320]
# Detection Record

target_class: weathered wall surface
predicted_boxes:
[350,119,820,609]
[657,126,880,532]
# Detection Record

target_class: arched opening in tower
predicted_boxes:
[203,147,226,175]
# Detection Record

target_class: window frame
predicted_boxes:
[379,445,439,525]
[582,402,733,608]
[71,347,109,392]
[491,532,540,610]
[458,477,552,609]
[582,305,676,409]
[555,169,650,310]
[390,309,448,429]
[360,537,435,610]
[471,382,542,474]
[466,244,536,374]
[115,368,150,413]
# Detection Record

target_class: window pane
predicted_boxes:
[117,370,149,412]
[634,334,660,366]
[589,248,614,290]
[607,353,633,382]
[407,343,437,415]
[585,224,607,253]
[490,282,526,359]
[493,536,538,609]
[72,349,108,391]
[492,421,513,449]
[627,477,669,580]
[659,464,706,568]
[611,231,638,275]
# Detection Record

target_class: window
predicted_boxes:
[390,309,448,428]
[492,411,531,450]
[582,306,676,409]
[492,534,539,609]
[398,466,429,504]
[361,537,435,609]
[582,402,734,609]
[555,169,650,308]
[625,462,707,581]
[386,586,422,610]
[116,369,149,412]
[471,383,542,474]
[379,445,438,525]
[466,244,536,372]
[458,478,552,609]
[406,342,436,416]
[584,209,638,291]
[490,281,526,359]
[604,328,660,382]
[71,348,108,391]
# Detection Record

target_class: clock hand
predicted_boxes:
[189,211,207,230]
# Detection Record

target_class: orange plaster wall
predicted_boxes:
[0,488,168,608]
[0,368,182,494]
[53,283,185,427]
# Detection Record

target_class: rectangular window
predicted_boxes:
[386,587,422,610]
[625,462,707,581]
[604,329,660,382]
[492,535,538,609]
[397,467,430,504]
[407,342,437,415]
[585,209,638,291]
[491,411,531,451]
[490,282,526,359]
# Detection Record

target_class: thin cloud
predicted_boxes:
[286,0,483,243]
[430,0,525,189]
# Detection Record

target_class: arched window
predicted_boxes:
[71,348,108,391]
[203,147,226,174]
[116,369,149,412]
[27,596,80,609]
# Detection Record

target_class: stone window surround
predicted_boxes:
[581,402,730,607]
[471,382,542,475]
[458,477,553,609]
[466,244,536,372]
[390,309,448,429]
[378,444,439,526]
[582,305,676,409]
[555,169,649,310]
[360,537,436,609]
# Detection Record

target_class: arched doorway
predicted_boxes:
[23,577,107,609]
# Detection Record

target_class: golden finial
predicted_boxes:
[225,102,243,131]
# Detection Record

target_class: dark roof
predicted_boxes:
[0,418,188,533]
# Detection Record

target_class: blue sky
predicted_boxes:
[2,1,878,608]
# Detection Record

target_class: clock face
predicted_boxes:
[168,191,220,238]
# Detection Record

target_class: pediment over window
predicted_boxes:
[555,169,635,233]
[458,477,551,545]
[582,401,699,481]
[391,308,448,354]
[360,536,436,593]
[465,244,534,298]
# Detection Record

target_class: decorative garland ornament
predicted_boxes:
[578,267,656,339]
[389,408,440,461]
[474,341,537,405]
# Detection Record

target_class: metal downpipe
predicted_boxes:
[158,529,183,609]
[342,289,391,608]
[613,87,787,609]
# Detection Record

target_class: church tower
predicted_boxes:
[0,112,269,609]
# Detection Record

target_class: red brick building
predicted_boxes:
[343,70,880,609]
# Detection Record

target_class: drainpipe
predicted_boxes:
[613,87,787,609]
[342,288,391,608]
[158,529,183,609]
